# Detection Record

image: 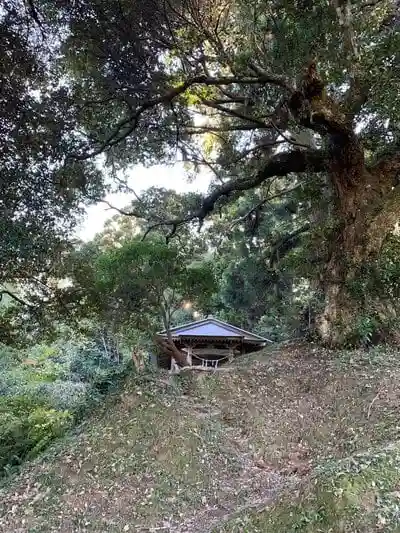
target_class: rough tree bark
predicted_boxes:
[317,150,400,344]
[287,63,400,344]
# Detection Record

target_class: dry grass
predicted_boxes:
[1,342,400,532]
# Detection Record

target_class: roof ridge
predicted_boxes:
[166,317,208,333]
[157,316,272,343]
[208,317,271,341]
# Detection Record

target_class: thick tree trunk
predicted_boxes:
[316,142,400,345]
[283,60,400,345]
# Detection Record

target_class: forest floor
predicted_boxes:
[1,342,400,532]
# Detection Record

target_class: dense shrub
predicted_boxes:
[0,396,72,471]
[31,381,90,412]
[0,337,133,476]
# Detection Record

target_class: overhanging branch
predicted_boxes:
[0,290,32,308]
[141,149,328,241]
[72,73,292,160]
[192,149,327,220]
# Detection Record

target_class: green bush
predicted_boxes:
[68,340,133,394]
[26,407,72,457]
[0,396,72,472]
[32,380,90,412]
[0,337,133,476]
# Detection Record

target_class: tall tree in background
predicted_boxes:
[204,184,306,338]
[54,235,216,365]
[3,0,400,344]
[99,187,208,254]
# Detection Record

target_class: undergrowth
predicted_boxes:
[1,343,400,532]
[0,340,132,477]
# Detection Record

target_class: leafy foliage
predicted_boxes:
[0,2,104,285]
[2,0,400,497]
[0,336,132,476]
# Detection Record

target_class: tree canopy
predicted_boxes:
[2,0,400,345]
[0,0,104,291]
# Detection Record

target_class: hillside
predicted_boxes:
[1,342,400,533]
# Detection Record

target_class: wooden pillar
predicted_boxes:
[170,357,179,373]
[186,345,193,366]
[228,345,234,363]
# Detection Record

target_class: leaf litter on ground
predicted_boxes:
[1,342,400,532]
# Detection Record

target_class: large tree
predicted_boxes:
[20,0,400,344]
[52,235,216,365]
[0,1,104,297]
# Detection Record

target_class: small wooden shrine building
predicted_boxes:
[156,316,272,370]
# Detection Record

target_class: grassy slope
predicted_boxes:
[1,343,400,532]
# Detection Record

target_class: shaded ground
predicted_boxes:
[1,342,400,532]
